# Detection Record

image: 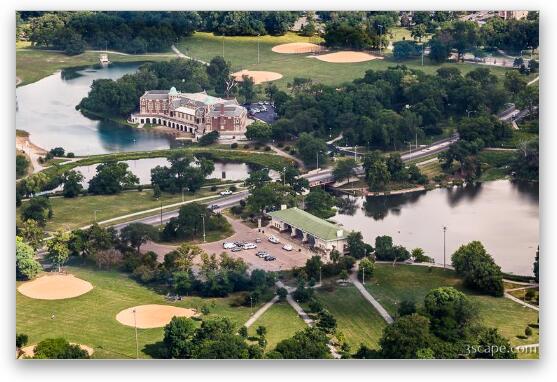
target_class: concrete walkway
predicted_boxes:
[269,145,305,170]
[349,272,394,324]
[244,295,280,328]
[171,44,209,66]
[504,292,539,311]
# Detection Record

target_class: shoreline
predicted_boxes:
[16,132,47,174]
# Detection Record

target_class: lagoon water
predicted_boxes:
[332,180,539,276]
[16,63,175,155]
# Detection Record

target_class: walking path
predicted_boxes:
[244,295,280,328]
[528,76,540,86]
[349,272,394,324]
[171,44,209,66]
[269,145,305,169]
[504,292,539,311]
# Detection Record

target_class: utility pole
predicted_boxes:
[160,201,163,226]
[200,214,206,243]
[362,266,365,284]
[421,43,424,66]
[378,25,383,55]
[316,151,319,170]
[443,226,447,270]
[283,166,286,186]
[133,309,139,359]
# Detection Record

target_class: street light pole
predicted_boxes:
[378,25,383,55]
[160,201,163,226]
[362,266,365,284]
[257,34,260,64]
[133,308,139,359]
[316,152,319,170]
[201,214,206,243]
[283,166,286,186]
[443,226,447,270]
[319,264,322,285]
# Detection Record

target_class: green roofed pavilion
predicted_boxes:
[268,207,348,242]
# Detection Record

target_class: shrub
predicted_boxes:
[243,144,250,149]
[264,146,271,151]
[66,152,75,158]
[229,185,237,192]
[525,289,536,300]
[210,185,218,191]
[525,327,533,337]
[230,142,238,149]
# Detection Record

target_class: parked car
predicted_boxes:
[256,251,268,258]
[234,241,244,246]
[282,244,293,251]
[255,238,261,243]
[231,246,243,252]
[223,242,235,249]
[268,236,280,244]
[243,243,257,250]
[220,190,233,196]
[264,255,276,261]
[210,204,219,210]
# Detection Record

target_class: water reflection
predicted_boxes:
[332,180,539,275]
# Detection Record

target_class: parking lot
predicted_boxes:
[245,102,278,124]
[200,217,315,272]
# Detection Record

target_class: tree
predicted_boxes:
[151,153,215,193]
[423,287,478,341]
[471,328,517,359]
[411,248,433,263]
[49,147,65,157]
[393,40,418,60]
[21,196,53,226]
[198,131,219,146]
[244,168,272,189]
[163,316,197,358]
[411,24,427,42]
[451,241,504,297]
[363,151,390,191]
[120,222,159,253]
[16,236,41,280]
[332,159,357,184]
[16,154,30,178]
[398,299,417,317]
[304,255,323,281]
[374,235,393,260]
[239,75,256,104]
[164,243,203,273]
[16,333,29,354]
[347,231,373,260]
[245,121,272,143]
[533,247,539,283]
[274,327,331,359]
[46,230,71,272]
[153,184,162,199]
[18,219,44,250]
[511,138,538,181]
[304,188,336,219]
[516,85,539,118]
[245,182,292,217]
[88,161,139,195]
[296,133,327,167]
[504,70,527,98]
[380,314,433,359]
[359,257,375,281]
[62,170,84,198]
[33,338,89,359]
[316,309,337,334]
[162,203,228,241]
[207,56,232,96]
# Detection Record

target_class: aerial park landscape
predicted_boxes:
[15,10,539,360]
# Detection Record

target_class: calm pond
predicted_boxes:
[16,63,176,155]
[331,180,539,276]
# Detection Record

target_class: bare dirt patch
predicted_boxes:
[232,70,283,85]
[116,305,198,329]
[19,343,94,359]
[17,274,93,300]
[272,42,324,54]
[313,51,383,63]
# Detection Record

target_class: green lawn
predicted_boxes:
[16,47,174,86]
[247,301,306,351]
[17,189,219,232]
[16,266,260,359]
[176,32,514,92]
[313,284,387,350]
[364,264,539,357]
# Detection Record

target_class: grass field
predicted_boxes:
[176,32,513,92]
[16,265,261,359]
[247,301,306,351]
[16,47,174,86]
[313,284,387,350]
[364,264,539,357]
[17,188,219,232]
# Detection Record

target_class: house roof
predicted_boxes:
[267,207,347,241]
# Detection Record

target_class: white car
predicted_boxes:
[220,190,233,196]
[223,242,236,249]
[282,244,293,251]
[268,236,280,244]
[243,243,257,250]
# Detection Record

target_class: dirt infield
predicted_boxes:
[17,274,93,300]
[313,51,384,63]
[232,70,283,85]
[19,343,94,358]
[272,42,324,54]
[116,305,198,329]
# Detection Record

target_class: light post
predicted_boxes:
[362,266,365,284]
[222,35,225,58]
[250,296,253,313]
[378,24,384,55]
[443,226,447,270]
[257,34,260,65]
[200,214,206,243]
[319,264,322,285]
[160,201,163,226]
[282,166,286,186]
[466,109,477,118]
[133,308,139,359]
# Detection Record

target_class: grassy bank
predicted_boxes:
[176,32,513,91]
[16,266,262,359]
[364,264,539,358]
[17,188,220,232]
[313,284,387,350]
[16,47,174,86]
[247,301,306,351]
